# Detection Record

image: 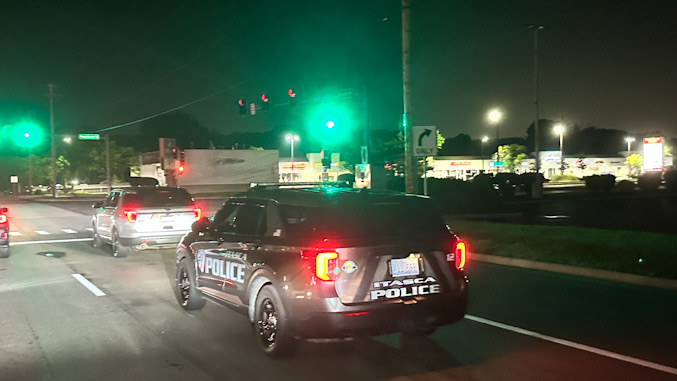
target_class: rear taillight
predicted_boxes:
[194,207,202,220]
[0,215,6,224]
[123,210,138,223]
[447,240,468,270]
[302,248,340,281]
[1,232,7,240]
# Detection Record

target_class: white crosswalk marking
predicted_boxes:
[9,232,23,237]
[62,229,78,234]
[35,231,51,235]
[85,228,93,232]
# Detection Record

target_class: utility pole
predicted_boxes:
[402,0,417,194]
[105,135,111,193]
[528,24,546,198]
[48,83,57,198]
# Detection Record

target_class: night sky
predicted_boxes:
[3,0,677,148]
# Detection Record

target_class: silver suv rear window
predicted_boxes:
[122,188,194,207]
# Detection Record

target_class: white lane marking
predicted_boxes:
[11,238,92,246]
[9,232,22,237]
[71,274,106,297]
[61,229,78,234]
[85,228,93,232]
[35,231,51,235]
[465,314,677,376]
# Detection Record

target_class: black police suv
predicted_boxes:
[0,207,8,258]
[175,183,468,356]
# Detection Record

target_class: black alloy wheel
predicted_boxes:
[176,258,204,310]
[254,285,293,357]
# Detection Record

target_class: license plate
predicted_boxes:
[389,254,421,277]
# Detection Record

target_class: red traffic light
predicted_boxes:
[261,94,269,102]
[288,89,296,98]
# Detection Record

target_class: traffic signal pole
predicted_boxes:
[402,0,418,194]
[48,83,57,198]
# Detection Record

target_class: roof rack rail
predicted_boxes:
[249,181,351,189]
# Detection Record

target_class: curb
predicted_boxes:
[474,253,677,291]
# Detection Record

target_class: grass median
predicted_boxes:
[445,217,677,280]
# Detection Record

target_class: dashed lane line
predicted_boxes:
[71,274,106,297]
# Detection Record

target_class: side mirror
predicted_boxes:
[92,201,103,208]
[192,217,210,233]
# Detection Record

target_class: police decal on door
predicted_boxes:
[197,252,245,283]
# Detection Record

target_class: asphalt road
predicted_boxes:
[1,200,676,380]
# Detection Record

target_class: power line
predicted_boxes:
[92,83,243,133]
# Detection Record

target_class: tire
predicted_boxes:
[0,246,9,258]
[175,258,205,310]
[92,225,103,248]
[253,285,294,357]
[111,229,129,258]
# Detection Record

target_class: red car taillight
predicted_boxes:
[302,248,340,281]
[194,207,202,220]
[0,214,6,224]
[123,210,138,223]
[447,240,468,270]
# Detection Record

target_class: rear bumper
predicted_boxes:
[286,288,467,339]
[120,233,185,248]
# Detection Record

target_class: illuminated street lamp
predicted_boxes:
[481,136,489,173]
[285,134,300,179]
[487,109,503,173]
[553,123,566,175]
[625,136,636,153]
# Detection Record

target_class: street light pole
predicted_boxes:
[554,124,565,175]
[487,109,503,174]
[625,136,636,153]
[481,136,489,173]
[285,134,299,181]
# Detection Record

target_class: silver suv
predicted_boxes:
[92,187,201,257]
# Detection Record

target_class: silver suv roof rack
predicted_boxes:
[249,181,351,189]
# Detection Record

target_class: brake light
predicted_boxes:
[302,248,340,281]
[447,240,468,270]
[123,210,138,223]
[194,207,202,220]
[455,241,467,269]
[0,215,6,224]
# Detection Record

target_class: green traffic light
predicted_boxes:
[11,121,43,149]
[306,102,353,145]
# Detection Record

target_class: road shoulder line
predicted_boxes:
[465,314,677,376]
[474,253,677,291]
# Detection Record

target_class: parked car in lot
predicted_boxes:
[92,187,201,257]
[0,207,9,258]
[174,183,469,356]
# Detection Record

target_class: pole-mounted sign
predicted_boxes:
[413,126,437,157]
[78,133,100,140]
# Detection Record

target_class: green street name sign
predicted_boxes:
[78,133,100,140]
